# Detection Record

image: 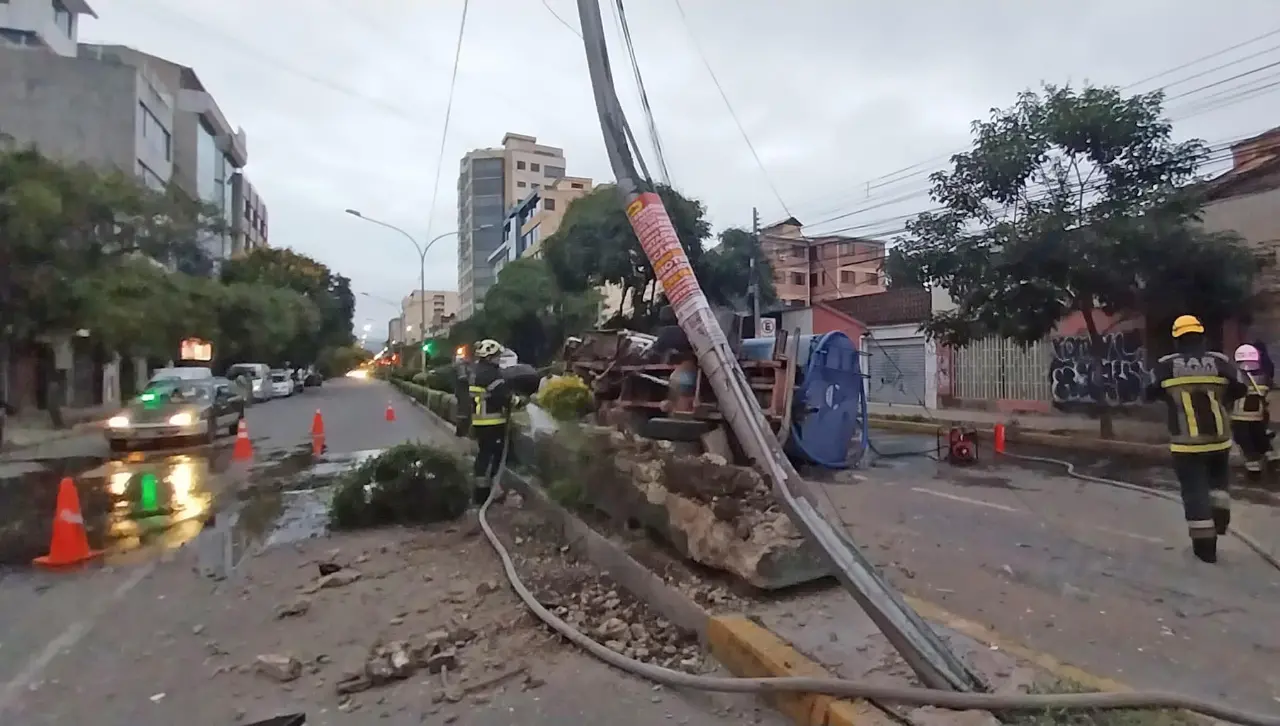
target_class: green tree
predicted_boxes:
[880,247,921,290]
[480,257,600,365]
[221,247,355,364]
[699,227,779,309]
[214,282,319,365]
[893,84,1255,437]
[542,183,711,322]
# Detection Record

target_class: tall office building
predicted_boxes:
[456,133,567,319]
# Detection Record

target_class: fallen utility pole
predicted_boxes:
[573,0,987,693]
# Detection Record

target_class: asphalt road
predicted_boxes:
[0,377,771,725]
[823,432,1280,712]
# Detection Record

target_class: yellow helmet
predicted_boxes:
[1172,315,1204,338]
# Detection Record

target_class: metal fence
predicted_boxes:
[953,337,1053,402]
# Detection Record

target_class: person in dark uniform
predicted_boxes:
[454,338,512,506]
[1230,344,1276,478]
[1145,315,1246,563]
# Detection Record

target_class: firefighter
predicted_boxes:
[453,338,513,506]
[1231,344,1278,477]
[1145,315,1246,563]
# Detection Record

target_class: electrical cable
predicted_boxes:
[613,0,672,185]
[422,0,470,240]
[460,412,1280,726]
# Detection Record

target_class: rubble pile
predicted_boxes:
[529,426,828,590]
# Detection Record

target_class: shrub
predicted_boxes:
[536,375,592,422]
[411,371,430,386]
[328,442,471,529]
[425,364,457,393]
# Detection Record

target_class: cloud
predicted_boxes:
[80,0,1280,335]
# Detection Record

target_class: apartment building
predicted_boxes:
[401,289,460,342]
[79,44,248,266]
[231,171,268,253]
[490,175,594,276]
[457,133,568,318]
[760,216,886,305]
[0,41,175,190]
[0,0,93,57]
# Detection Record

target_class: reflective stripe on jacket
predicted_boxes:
[1150,351,1238,453]
[468,382,508,426]
[1233,372,1270,423]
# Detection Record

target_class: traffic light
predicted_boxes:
[422,340,436,355]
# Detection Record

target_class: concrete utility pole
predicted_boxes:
[574,0,984,693]
[344,209,463,372]
[750,207,761,333]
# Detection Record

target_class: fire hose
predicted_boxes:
[469,419,1280,726]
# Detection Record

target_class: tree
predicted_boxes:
[880,247,921,290]
[214,282,319,365]
[699,227,779,309]
[543,183,711,322]
[221,247,355,364]
[892,84,1255,437]
[477,257,600,365]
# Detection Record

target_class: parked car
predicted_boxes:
[106,377,244,452]
[225,363,272,403]
[268,369,294,398]
[304,366,323,387]
[148,366,213,386]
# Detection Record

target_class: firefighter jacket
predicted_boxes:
[463,360,511,427]
[1145,351,1246,453]
[1232,370,1271,423]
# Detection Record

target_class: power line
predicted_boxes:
[424,0,470,240]
[613,0,672,185]
[1122,26,1280,90]
[670,0,792,218]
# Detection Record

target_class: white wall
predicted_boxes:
[862,323,938,409]
[0,0,80,57]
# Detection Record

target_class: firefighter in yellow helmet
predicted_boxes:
[453,339,513,506]
[1144,315,1246,563]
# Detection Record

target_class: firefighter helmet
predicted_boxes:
[1235,344,1262,371]
[1171,315,1205,338]
[474,339,503,359]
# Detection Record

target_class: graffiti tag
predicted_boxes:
[1049,331,1148,405]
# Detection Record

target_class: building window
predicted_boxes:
[571,182,584,189]
[810,273,820,288]
[791,245,805,259]
[790,272,805,286]
[135,159,165,191]
[839,242,855,256]
[516,160,526,170]
[517,181,526,188]
[530,162,541,172]
[139,102,171,161]
[862,271,879,285]
[544,165,565,179]
[531,183,540,189]
[840,270,854,284]
[543,198,556,211]
[52,0,73,37]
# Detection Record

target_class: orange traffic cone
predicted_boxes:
[233,419,253,462]
[993,423,1007,455]
[385,402,396,422]
[33,478,103,569]
[311,410,325,437]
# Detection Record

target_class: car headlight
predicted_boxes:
[168,412,194,426]
[107,415,131,429]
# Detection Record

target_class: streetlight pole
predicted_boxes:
[345,209,461,372]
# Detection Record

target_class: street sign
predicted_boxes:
[758,317,776,338]
[180,338,213,361]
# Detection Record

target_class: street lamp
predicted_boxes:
[344,209,492,371]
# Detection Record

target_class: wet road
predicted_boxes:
[824,432,1280,712]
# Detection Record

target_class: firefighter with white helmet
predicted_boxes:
[453,338,512,506]
[1231,343,1278,477]
[1145,315,1247,563]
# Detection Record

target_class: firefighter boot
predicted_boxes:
[472,475,493,507]
[1192,536,1218,564]
[1245,458,1264,481]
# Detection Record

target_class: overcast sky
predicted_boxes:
[81,0,1280,336]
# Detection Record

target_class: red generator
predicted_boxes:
[943,426,979,465]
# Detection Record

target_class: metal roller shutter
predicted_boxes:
[865,338,927,406]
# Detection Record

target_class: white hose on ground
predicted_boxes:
[1002,452,1280,573]
[470,427,1280,726]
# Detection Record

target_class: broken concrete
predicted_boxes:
[524,425,829,590]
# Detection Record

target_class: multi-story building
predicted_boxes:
[387,317,404,346]
[0,0,93,57]
[0,41,175,191]
[78,44,248,267]
[490,176,593,276]
[400,290,460,342]
[231,171,268,253]
[759,217,886,306]
[457,133,567,318]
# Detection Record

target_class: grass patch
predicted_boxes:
[1007,680,1199,726]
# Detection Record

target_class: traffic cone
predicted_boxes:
[385,402,396,422]
[33,477,103,569]
[311,410,325,437]
[233,419,253,462]
[993,423,1007,455]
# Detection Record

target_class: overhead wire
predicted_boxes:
[613,0,672,185]
[422,0,470,240]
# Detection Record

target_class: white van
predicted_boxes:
[225,363,273,402]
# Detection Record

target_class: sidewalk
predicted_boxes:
[1,408,111,461]
[867,403,1167,442]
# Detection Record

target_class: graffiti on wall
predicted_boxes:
[1049,330,1149,404]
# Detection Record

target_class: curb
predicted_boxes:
[869,416,1168,460]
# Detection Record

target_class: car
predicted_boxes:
[105,377,245,453]
[148,366,214,386]
[304,366,323,387]
[225,363,272,403]
[268,369,294,398]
